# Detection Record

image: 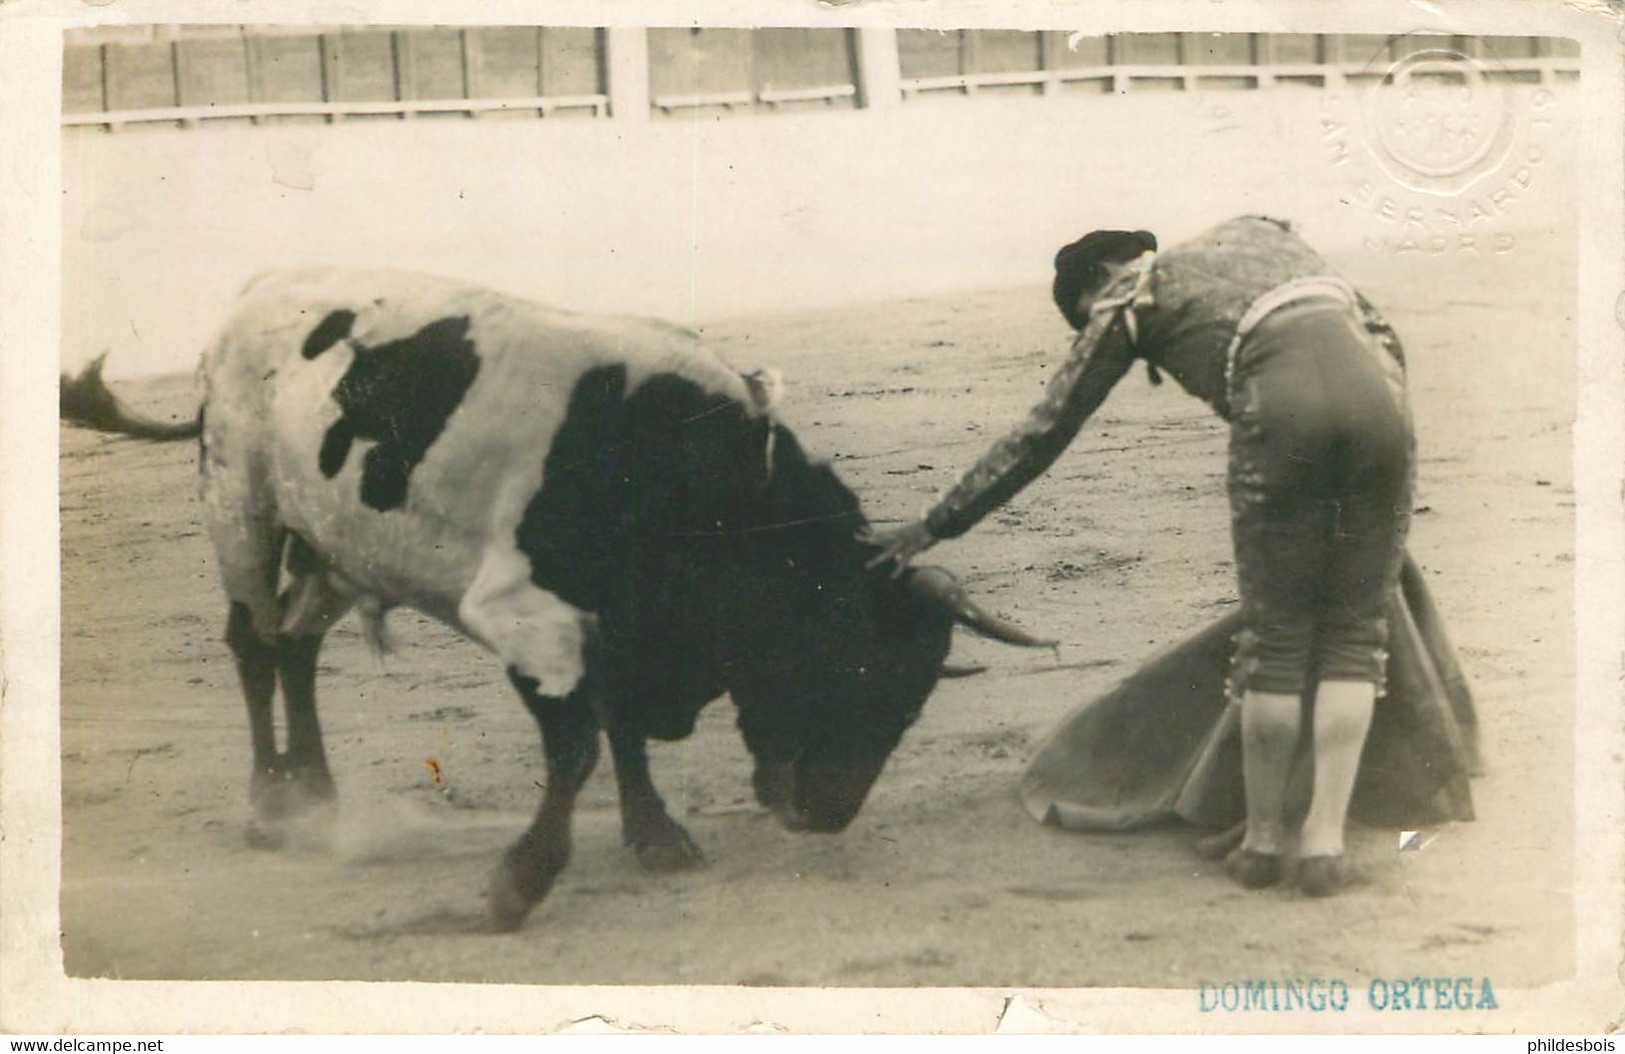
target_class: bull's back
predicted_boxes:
[201,267,754,624]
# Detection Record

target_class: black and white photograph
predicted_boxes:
[2,0,1622,1036]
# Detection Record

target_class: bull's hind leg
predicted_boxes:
[205,436,301,838]
[488,670,601,932]
[271,558,356,810]
[225,600,285,832]
[214,511,298,837]
[229,612,341,845]
[219,524,350,843]
[273,632,335,803]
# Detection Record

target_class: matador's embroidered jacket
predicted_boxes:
[922,215,1406,540]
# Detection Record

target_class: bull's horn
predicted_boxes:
[907,566,1057,649]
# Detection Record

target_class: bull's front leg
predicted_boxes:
[604,719,705,872]
[487,669,601,932]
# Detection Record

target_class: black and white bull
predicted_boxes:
[62,267,1051,930]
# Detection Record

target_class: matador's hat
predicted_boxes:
[1052,229,1158,330]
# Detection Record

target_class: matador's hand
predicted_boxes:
[862,519,938,577]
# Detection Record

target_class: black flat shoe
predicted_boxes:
[1225,848,1283,890]
[1298,856,1344,898]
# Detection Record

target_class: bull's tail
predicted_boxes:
[60,352,202,441]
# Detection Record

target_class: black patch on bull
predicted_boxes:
[516,365,784,613]
[515,366,787,726]
[514,365,932,760]
[314,316,480,512]
[514,364,632,606]
[302,309,357,360]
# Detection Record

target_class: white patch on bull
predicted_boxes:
[200,328,293,642]
[199,266,785,667]
[458,544,586,697]
[272,331,350,434]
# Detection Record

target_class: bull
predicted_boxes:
[62,267,1051,930]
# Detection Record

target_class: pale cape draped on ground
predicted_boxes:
[1020,555,1481,833]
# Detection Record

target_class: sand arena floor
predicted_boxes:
[59,240,1575,990]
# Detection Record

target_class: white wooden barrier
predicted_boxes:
[63,52,1580,131]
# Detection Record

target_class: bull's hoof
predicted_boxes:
[486,859,540,933]
[751,763,792,813]
[634,835,706,873]
[250,769,297,822]
[291,764,337,804]
[1224,848,1283,890]
[486,845,568,933]
[250,762,337,823]
[1297,856,1345,898]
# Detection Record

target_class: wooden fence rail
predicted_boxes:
[62,94,610,131]
[900,56,1580,97]
[61,28,1581,131]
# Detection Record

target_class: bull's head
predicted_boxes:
[677,403,1054,834]
[731,551,1053,834]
